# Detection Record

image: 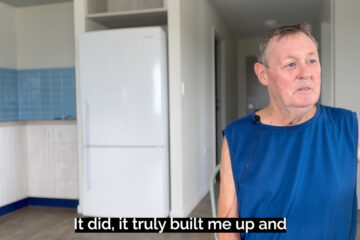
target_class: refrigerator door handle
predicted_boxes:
[85,101,91,191]
[85,101,90,146]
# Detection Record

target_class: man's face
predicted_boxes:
[261,32,321,109]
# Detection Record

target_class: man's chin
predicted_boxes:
[293,96,319,108]
[292,101,318,109]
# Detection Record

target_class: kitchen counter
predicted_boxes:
[0,120,77,126]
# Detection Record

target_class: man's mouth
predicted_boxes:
[298,87,311,91]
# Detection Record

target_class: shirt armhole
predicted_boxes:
[352,112,358,161]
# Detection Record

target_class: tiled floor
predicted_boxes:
[1,189,360,240]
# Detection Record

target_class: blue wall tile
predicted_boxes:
[0,68,19,121]
[0,67,76,121]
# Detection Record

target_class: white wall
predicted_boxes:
[334,0,360,113]
[0,124,27,207]
[319,20,333,107]
[333,0,360,208]
[168,0,237,217]
[237,37,262,117]
[311,0,360,113]
[0,2,17,69]
[15,2,75,69]
[312,0,333,107]
[0,3,25,208]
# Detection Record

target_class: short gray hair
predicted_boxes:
[258,22,318,66]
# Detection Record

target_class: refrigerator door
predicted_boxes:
[83,147,169,217]
[79,27,168,147]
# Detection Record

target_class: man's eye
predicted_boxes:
[309,59,317,64]
[287,63,295,67]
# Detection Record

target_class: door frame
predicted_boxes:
[211,26,227,173]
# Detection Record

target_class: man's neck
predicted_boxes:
[256,104,317,126]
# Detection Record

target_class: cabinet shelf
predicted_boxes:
[87,8,167,28]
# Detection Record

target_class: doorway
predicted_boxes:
[211,27,226,170]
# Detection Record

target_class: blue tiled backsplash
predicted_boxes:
[0,67,76,121]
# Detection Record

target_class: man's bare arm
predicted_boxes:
[217,137,240,240]
[358,119,359,162]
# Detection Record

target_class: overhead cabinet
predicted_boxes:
[86,0,167,29]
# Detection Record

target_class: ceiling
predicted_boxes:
[1,0,323,37]
[0,0,71,7]
[211,0,323,38]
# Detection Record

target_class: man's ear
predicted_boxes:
[254,62,268,86]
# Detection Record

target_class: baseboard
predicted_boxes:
[0,197,79,217]
[28,197,78,208]
[0,198,29,217]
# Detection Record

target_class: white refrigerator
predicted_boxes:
[79,27,169,217]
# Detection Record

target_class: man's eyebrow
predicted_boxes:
[283,56,297,60]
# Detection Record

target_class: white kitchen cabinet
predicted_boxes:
[86,0,167,29]
[27,122,78,199]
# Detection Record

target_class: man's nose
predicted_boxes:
[298,63,311,80]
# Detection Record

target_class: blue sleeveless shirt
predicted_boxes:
[223,104,358,239]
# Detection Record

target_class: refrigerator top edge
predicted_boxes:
[80,26,166,39]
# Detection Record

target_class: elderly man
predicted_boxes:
[218,23,360,240]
